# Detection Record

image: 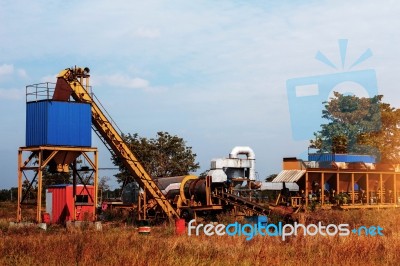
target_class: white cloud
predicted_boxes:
[134,28,160,39]
[98,74,150,89]
[0,88,24,100]
[0,64,14,76]
[17,68,28,79]
[0,64,28,80]
[40,74,58,83]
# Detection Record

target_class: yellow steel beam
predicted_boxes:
[82,152,96,170]
[40,150,58,170]
[19,146,97,152]
[57,68,179,219]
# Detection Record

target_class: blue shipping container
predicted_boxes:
[308,153,375,163]
[26,101,91,147]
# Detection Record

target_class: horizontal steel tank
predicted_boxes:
[154,175,207,204]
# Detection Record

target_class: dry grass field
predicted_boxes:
[1,202,400,266]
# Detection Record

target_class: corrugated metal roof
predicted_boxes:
[260,182,299,191]
[271,170,306,183]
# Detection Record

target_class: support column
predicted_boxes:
[321,173,325,206]
[378,173,383,204]
[138,192,142,220]
[395,174,397,205]
[380,173,383,204]
[37,150,43,223]
[336,173,339,194]
[17,150,22,222]
[143,189,147,220]
[206,175,211,206]
[17,146,98,223]
[351,173,355,205]
[73,160,77,221]
[305,172,309,208]
[94,150,98,220]
[366,174,369,205]
[392,174,395,204]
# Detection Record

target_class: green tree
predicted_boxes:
[0,189,11,201]
[198,170,209,178]
[265,174,277,182]
[99,176,110,201]
[0,188,18,202]
[42,167,71,187]
[113,132,200,184]
[310,92,400,163]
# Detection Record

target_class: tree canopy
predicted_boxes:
[265,174,277,182]
[113,131,200,184]
[310,92,400,164]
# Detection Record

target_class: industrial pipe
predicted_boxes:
[229,146,256,180]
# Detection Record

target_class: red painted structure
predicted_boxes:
[46,184,95,224]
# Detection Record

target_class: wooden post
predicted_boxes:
[336,172,339,195]
[366,173,369,205]
[351,173,355,205]
[395,174,398,205]
[380,173,383,204]
[321,173,325,206]
[305,172,309,209]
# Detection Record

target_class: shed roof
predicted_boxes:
[271,170,306,183]
[260,182,299,191]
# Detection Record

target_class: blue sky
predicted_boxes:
[1,1,400,189]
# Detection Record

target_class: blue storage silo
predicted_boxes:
[26,100,91,147]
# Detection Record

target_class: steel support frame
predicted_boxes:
[305,169,399,209]
[17,146,98,223]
